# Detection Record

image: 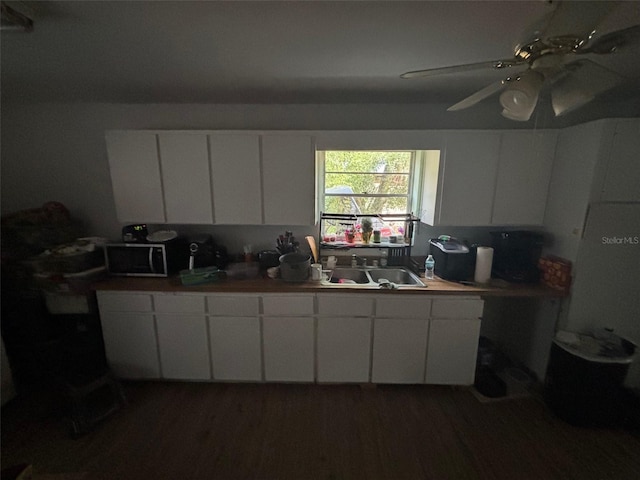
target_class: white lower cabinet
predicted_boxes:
[99,312,160,379]
[97,290,483,385]
[262,294,315,383]
[372,295,431,384]
[155,314,211,380]
[372,318,429,384]
[425,297,484,386]
[97,291,160,379]
[154,293,210,380]
[317,317,371,383]
[316,294,373,383]
[425,318,481,385]
[207,294,261,381]
[263,316,314,382]
[209,317,262,381]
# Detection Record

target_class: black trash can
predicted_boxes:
[544,330,636,427]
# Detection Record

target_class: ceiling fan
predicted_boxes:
[401,1,640,121]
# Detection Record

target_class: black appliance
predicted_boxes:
[121,224,148,243]
[105,243,183,277]
[187,234,229,270]
[429,237,474,281]
[187,234,213,269]
[490,230,543,283]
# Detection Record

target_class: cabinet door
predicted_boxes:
[425,318,481,385]
[601,120,640,202]
[209,134,263,224]
[209,316,262,381]
[155,314,211,380]
[438,132,500,225]
[207,294,260,317]
[262,134,315,225]
[158,133,213,224]
[317,317,371,383]
[371,318,428,384]
[263,316,314,382]
[154,293,205,314]
[317,294,374,317]
[376,295,431,318]
[431,297,484,319]
[97,292,153,313]
[99,312,160,379]
[492,131,556,225]
[105,131,165,223]
[262,294,314,316]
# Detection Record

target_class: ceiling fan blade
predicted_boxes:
[580,24,640,54]
[447,79,506,111]
[551,59,622,116]
[400,59,524,79]
[542,0,617,45]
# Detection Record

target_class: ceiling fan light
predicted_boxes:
[499,88,534,113]
[501,108,534,122]
[498,70,543,121]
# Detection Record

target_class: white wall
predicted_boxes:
[542,119,640,388]
[0,102,506,241]
[479,118,640,387]
[542,120,613,262]
[0,102,555,253]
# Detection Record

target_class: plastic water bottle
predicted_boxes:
[425,254,435,280]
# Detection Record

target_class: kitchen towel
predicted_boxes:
[474,246,494,284]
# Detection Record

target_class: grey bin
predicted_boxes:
[544,330,636,427]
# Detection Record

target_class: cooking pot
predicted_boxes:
[279,253,310,283]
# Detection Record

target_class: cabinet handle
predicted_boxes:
[149,248,156,274]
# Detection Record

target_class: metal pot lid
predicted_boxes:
[147,230,178,242]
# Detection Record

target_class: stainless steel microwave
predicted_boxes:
[104,243,172,277]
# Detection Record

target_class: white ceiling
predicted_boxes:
[2,1,640,123]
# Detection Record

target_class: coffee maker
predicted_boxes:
[187,234,229,270]
[490,230,543,283]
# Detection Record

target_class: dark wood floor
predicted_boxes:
[2,381,640,480]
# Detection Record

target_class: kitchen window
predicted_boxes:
[317,149,441,224]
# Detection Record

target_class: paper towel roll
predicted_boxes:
[474,246,494,284]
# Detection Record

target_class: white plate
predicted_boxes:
[147,230,178,242]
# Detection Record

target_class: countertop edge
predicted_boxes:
[91,275,568,298]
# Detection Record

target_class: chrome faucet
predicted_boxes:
[351,254,367,267]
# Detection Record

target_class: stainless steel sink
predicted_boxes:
[325,267,424,288]
[368,268,423,286]
[329,268,370,284]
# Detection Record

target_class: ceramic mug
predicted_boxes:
[311,263,323,281]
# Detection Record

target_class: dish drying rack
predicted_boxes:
[318,213,421,266]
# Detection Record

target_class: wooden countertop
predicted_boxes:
[92,274,567,298]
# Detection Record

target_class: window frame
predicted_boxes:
[317,150,432,218]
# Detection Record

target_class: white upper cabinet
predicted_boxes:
[105,131,166,223]
[438,132,501,226]
[209,133,263,224]
[158,133,213,224]
[105,130,315,225]
[262,134,315,225]
[600,120,640,202]
[492,131,557,225]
